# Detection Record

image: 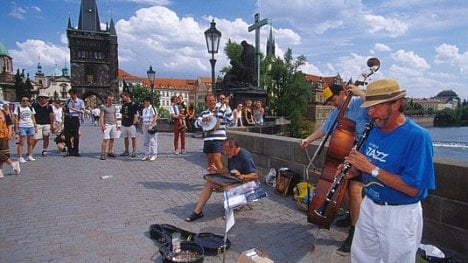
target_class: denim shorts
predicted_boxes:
[203,140,223,153]
[19,127,35,136]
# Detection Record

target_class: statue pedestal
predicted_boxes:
[216,83,267,108]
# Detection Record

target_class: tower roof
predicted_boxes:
[77,0,101,31]
[0,41,10,56]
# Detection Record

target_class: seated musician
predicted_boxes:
[185,138,258,222]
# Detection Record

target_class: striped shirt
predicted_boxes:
[195,107,233,141]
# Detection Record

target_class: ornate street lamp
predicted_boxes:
[204,19,221,92]
[147,65,155,95]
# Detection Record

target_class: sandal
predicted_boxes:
[185,211,204,222]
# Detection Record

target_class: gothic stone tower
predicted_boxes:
[67,0,118,103]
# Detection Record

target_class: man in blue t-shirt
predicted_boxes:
[344,79,435,262]
[185,138,258,222]
[300,81,369,253]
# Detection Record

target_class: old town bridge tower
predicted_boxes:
[67,0,119,104]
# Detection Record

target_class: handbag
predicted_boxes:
[148,125,158,134]
[147,105,158,134]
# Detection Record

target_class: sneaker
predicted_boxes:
[180,149,186,154]
[27,155,36,161]
[120,152,130,157]
[11,161,21,175]
[130,152,137,158]
[0,170,3,179]
[174,149,179,155]
[100,154,106,160]
[107,152,116,158]
[41,150,50,156]
[141,156,149,161]
[19,157,27,163]
[149,155,158,161]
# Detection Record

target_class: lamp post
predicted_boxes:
[204,19,221,93]
[147,65,155,96]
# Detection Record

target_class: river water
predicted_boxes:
[427,126,468,161]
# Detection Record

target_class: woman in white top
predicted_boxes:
[232,103,244,127]
[253,100,265,125]
[14,96,36,163]
[141,97,158,161]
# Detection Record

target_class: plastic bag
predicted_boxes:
[293,181,315,202]
[265,168,276,187]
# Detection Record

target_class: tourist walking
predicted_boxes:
[31,92,55,156]
[14,96,36,163]
[140,97,158,161]
[0,102,20,177]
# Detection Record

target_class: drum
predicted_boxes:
[200,114,220,133]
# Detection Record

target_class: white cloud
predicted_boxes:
[31,6,42,12]
[9,4,27,20]
[435,44,458,62]
[128,0,171,5]
[363,15,408,37]
[9,40,69,70]
[373,43,392,52]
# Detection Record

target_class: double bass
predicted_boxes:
[307,58,380,229]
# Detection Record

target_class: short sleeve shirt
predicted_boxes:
[120,102,139,127]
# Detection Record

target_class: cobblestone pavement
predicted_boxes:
[0,122,350,263]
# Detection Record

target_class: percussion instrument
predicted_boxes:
[200,113,220,133]
[203,173,243,188]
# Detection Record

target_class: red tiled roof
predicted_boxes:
[304,74,338,88]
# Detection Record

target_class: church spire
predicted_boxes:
[77,0,101,31]
[109,18,116,35]
[266,23,275,57]
[67,16,72,29]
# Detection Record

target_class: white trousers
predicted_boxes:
[351,196,423,263]
[142,123,158,156]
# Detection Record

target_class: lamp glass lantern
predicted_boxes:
[204,19,221,92]
[204,20,221,54]
[147,65,156,95]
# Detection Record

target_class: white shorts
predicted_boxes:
[34,124,51,140]
[103,124,119,139]
[120,125,136,138]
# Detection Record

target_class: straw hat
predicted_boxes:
[361,79,406,108]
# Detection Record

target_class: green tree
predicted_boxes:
[434,108,457,126]
[263,49,310,137]
[129,84,161,111]
[220,39,243,75]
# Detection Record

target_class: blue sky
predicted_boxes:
[1,0,468,100]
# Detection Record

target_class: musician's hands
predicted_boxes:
[202,115,212,123]
[299,139,310,148]
[207,165,218,174]
[230,169,241,179]
[346,85,366,98]
[344,149,373,175]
